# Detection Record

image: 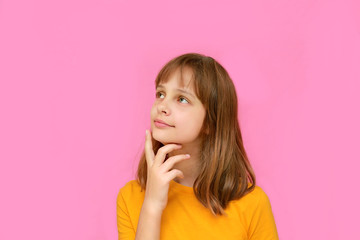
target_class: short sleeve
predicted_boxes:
[248,187,279,240]
[117,188,136,240]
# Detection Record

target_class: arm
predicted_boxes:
[248,188,279,240]
[133,130,190,240]
[134,201,162,240]
[117,189,136,240]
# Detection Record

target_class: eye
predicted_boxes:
[179,96,189,104]
[156,91,164,98]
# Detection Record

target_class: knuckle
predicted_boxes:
[158,147,166,155]
[149,165,157,173]
[174,170,183,177]
[176,154,189,161]
[160,175,168,182]
[164,157,176,167]
[166,155,185,165]
[158,164,167,173]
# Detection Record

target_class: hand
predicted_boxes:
[143,129,191,212]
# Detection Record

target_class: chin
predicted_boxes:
[153,135,175,145]
[152,132,179,145]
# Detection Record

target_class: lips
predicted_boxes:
[154,119,174,127]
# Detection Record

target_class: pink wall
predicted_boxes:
[1,0,359,239]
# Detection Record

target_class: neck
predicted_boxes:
[167,143,201,187]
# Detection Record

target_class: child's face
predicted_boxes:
[150,67,206,146]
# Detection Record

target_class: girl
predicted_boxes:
[117,53,279,240]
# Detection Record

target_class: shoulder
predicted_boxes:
[236,186,279,239]
[231,185,272,211]
[244,185,269,202]
[117,179,144,202]
[120,179,142,192]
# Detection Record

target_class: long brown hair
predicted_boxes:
[136,53,256,216]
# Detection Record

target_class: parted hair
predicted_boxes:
[136,53,256,216]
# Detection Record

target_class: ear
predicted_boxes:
[201,117,210,135]
[204,124,210,135]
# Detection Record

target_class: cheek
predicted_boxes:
[196,113,206,130]
[193,110,206,131]
[179,112,205,131]
[150,104,157,117]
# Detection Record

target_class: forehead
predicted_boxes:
[157,67,195,91]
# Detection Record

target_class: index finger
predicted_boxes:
[145,130,155,168]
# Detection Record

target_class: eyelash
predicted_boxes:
[155,91,189,104]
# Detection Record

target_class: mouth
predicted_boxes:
[154,119,174,128]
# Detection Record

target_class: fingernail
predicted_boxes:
[145,130,148,136]
[185,154,190,158]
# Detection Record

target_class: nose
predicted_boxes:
[157,102,170,115]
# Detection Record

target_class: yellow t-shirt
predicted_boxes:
[117,179,279,240]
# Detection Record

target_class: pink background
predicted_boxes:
[1,0,359,239]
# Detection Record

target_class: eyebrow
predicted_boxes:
[156,84,195,98]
